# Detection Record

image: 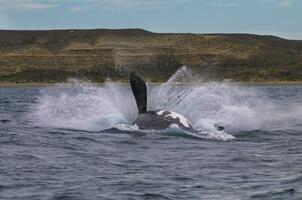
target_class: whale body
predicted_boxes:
[130,72,194,132]
[133,110,194,131]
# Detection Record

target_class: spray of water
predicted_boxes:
[32,80,136,131]
[31,67,302,140]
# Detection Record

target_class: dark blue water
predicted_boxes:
[1,84,302,200]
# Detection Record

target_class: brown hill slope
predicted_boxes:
[0,29,302,83]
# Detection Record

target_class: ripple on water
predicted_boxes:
[251,188,296,199]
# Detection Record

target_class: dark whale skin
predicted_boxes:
[133,110,194,132]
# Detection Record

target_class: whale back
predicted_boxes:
[130,72,147,114]
[133,110,195,132]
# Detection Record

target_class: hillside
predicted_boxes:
[0,28,302,83]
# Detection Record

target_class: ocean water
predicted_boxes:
[1,68,302,199]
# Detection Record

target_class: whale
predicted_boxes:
[129,72,225,132]
[130,72,195,132]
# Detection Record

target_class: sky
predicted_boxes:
[0,0,301,40]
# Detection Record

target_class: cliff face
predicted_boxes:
[1,29,302,83]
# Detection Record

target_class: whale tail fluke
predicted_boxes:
[130,72,147,114]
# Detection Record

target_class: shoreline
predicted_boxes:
[1,81,302,87]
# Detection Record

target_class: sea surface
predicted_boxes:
[1,70,302,199]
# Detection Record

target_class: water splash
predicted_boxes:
[31,67,302,140]
[31,80,136,131]
[149,67,302,132]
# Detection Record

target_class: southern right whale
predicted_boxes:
[130,72,194,131]
[130,72,224,132]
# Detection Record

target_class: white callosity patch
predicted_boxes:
[157,110,192,128]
